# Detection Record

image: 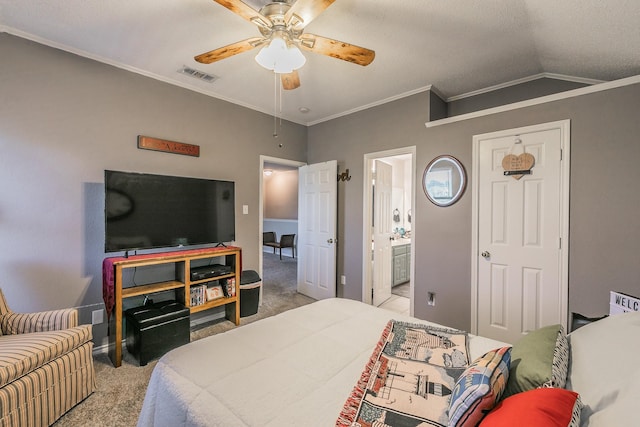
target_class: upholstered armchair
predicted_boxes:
[0,288,96,426]
[0,289,78,334]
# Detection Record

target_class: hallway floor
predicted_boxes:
[379,295,410,316]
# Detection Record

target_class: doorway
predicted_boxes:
[363,147,416,316]
[259,156,305,306]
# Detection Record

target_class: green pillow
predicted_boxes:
[503,324,569,398]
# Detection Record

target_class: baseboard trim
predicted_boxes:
[92,342,109,356]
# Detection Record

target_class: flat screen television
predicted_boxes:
[104,170,235,253]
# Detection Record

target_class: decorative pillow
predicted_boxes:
[570,312,607,332]
[448,346,511,427]
[503,324,569,398]
[479,387,582,427]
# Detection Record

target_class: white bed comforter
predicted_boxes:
[137,298,505,427]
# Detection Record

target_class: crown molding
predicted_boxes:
[2,26,312,126]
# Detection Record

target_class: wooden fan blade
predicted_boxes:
[212,0,271,28]
[285,0,336,28]
[299,34,375,66]
[281,71,301,90]
[195,37,265,64]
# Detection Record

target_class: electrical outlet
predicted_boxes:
[340,275,346,285]
[92,309,104,325]
[242,205,249,215]
[427,292,436,307]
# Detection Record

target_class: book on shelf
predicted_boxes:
[190,284,206,306]
[221,280,229,297]
[224,277,236,297]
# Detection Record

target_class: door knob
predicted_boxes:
[481,251,491,258]
[327,238,334,244]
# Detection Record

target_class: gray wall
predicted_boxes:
[308,93,431,303]
[2,32,639,340]
[263,170,298,219]
[447,78,589,117]
[0,34,307,345]
[308,82,640,331]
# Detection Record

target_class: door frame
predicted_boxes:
[362,146,416,315]
[470,120,571,335]
[259,155,306,304]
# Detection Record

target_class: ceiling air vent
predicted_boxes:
[178,66,218,83]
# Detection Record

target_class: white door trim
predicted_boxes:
[362,146,416,315]
[470,120,571,335]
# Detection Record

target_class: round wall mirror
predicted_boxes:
[422,155,467,207]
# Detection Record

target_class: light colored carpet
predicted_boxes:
[54,252,314,426]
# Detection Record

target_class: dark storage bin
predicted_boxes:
[240,270,261,317]
[125,300,190,366]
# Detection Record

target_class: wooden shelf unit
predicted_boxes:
[107,246,241,367]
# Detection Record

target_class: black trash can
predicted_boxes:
[125,300,190,366]
[240,270,261,317]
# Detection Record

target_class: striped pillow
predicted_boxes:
[546,325,569,389]
[448,346,511,427]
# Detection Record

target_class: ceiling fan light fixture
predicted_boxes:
[255,36,306,74]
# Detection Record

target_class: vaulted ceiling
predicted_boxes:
[2,0,639,125]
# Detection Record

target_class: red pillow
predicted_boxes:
[479,388,581,427]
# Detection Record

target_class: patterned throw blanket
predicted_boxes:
[337,320,469,427]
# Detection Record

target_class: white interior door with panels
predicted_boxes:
[472,120,570,344]
[372,160,393,306]
[297,160,337,300]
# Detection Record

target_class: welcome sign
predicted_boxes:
[137,135,200,157]
[610,291,640,315]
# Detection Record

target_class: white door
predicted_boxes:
[472,121,570,344]
[372,160,393,306]
[297,160,337,300]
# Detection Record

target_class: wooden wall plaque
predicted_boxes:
[137,135,200,157]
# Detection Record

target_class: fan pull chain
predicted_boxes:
[279,76,283,129]
[273,72,278,138]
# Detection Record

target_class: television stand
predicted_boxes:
[103,246,241,367]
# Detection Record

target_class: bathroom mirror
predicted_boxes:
[422,155,467,207]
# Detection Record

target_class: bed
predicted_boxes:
[137,298,640,427]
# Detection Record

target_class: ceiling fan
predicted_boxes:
[195,0,375,90]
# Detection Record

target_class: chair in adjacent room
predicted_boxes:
[263,231,277,252]
[263,232,296,260]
